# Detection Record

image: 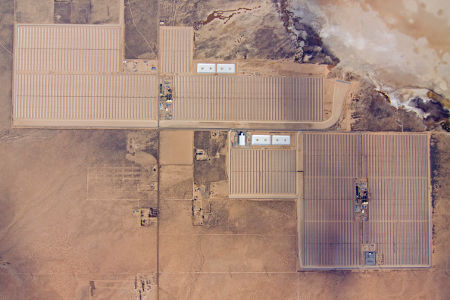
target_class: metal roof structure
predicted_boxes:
[13,24,158,127]
[172,75,324,121]
[300,133,431,269]
[159,26,193,74]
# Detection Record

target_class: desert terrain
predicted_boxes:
[1,0,450,299]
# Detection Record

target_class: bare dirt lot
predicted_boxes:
[124,0,158,59]
[53,0,119,24]
[1,129,449,299]
[1,0,450,299]
[0,130,159,300]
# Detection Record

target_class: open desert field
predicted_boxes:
[1,0,449,299]
[1,128,449,299]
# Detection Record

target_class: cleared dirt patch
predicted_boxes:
[124,0,158,59]
[194,131,228,184]
[160,130,193,165]
[54,0,119,24]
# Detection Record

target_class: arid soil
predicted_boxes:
[1,0,449,299]
[54,0,119,24]
[0,0,12,131]
[160,0,298,60]
[347,80,428,132]
[124,0,158,59]
[0,130,159,300]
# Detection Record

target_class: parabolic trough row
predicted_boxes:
[12,24,347,129]
[12,23,431,271]
[229,132,431,269]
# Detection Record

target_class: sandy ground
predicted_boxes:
[1,0,449,299]
[0,130,159,300]
[160,130,193,165]
[124,0,158,59]
[15,0,53,23]
[1,129,449,299]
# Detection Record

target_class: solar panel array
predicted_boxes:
[230,148,297,197]
[172,75,323,121]
[13,24,157,127]
[159,26,193,74]
[301,133,431,269]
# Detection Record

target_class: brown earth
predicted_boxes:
[348,79,428,132]
[1,1,450,300]
[53,0,119,24]
[124,0,159,59]
[160,130,193,165]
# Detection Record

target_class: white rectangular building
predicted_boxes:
[251,135,271,145]
[217,63,235,74]
[272,135,291,145]
[197,63,216,73]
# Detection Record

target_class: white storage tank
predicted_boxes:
[252,135,271,146]
[238,132,246,146]
[197,63,216,73]
[217,63,235,74]
[272,135,291,145]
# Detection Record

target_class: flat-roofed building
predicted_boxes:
[300,132,431,269]
[197,63,216,73]
[13,24,158,127]
[217,63,236,74]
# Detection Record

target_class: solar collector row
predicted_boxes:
[173,75,323,121]
[15,49,120,73]
[362,134,430,266]
[16,25,120,49]
[159,26,193,74]
[301,133,430,268]
[14,74,157,121]
[303,133,363,267]
[15,25,120,73]
[230,148,297,196]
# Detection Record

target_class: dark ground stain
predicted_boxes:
[194,131,227,157]
[0,187,14,230]
[409,97,449,122]
[194,156,227,184]
[272,0,339,65]
[351,81,427,132]
[124,0,158,59]
[376,90,391,103]
[430,135,439,210]
[194,6,260,29]
[54,0,92,24]
[194,131,228,185]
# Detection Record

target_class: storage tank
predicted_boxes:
[238,132,246,146]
